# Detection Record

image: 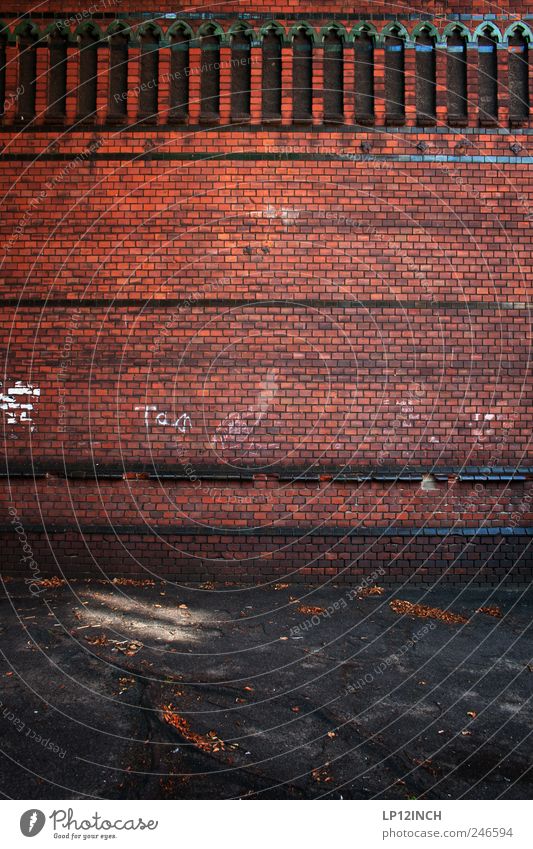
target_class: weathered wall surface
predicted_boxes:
[1,3,531,584]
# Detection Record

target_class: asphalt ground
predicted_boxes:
[0,577,532,799]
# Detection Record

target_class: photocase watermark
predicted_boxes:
[55,0,122,33]
[50,807,158,833]
[5,138,103,254]
[345,621,436,694]
[171,365,280,506]
[20,807,159,837]
[454,409,520,520]
[2,84,24,115]
[150,275,229,356]
[1,702,66,758]
[376,381,427,468]
[7,506,44,596]
[211,366,279,458]
[114,55,256,103]
[290,565,386,637]
[57,309,82,434]
[20,810,46,837]
[504,481,533,529]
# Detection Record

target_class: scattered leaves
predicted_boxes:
[35,577,65,589]
[162,706,230,754]
[466,710,477,718]
[291,706,300,713]
[274,583,289,590]
[297,605,324,616]
[111,578,155,587]
[389,599,468,624]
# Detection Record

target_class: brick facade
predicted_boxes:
[0,2,531,585]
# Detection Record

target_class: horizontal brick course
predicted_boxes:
[1,527,530,587]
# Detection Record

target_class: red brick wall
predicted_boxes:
[1,4,531,585]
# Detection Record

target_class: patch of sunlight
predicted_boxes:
[75,590,206,643]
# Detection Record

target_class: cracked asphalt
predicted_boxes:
[0,578,532,800]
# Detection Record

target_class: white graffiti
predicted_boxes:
[212,368,279,457]
[136,405,192,434]
[0,381,40,431]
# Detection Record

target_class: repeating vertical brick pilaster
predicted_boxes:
[404,46,416,125]
[127,46,140,124]
[312,44,324,124]
[466,43,479,128]
[188,46,201,123]
[219,45,232,125]
[529,44,533,125]
[250,41,262,124]
[281,44,293,125]
[343,43,355,124]
[65,45,78,126]
[95,44,109,124]
[498,45,509,127]
[3,45,19,125]
[158,45,171,125]
[35,45,49,123]
[373,44,386,125]
[435,44,447,125]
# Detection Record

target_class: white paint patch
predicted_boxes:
[473,412,500,422]
[0,381,40,430]
[8,381,41,396]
